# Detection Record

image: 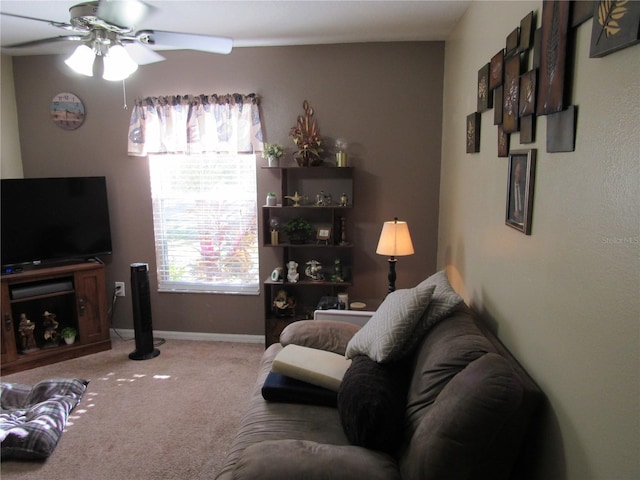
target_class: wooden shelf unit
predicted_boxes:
[1,262,111,375]
[262,166,354,347]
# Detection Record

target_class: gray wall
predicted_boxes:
[10,42,444,335]
[439,2,639,479]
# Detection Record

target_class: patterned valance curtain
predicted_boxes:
[127,93,263,156]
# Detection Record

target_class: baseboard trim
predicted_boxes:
[110,328,265,345]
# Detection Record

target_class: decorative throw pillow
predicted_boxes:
[417,270,464,332]
[337,355,410,454]
[271,344,352,392]
[345,283,435,363]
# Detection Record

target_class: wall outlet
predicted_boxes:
[115,281,125,297]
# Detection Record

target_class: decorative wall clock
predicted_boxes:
[50,92,85,130]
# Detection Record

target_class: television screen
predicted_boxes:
[1,176,113,270]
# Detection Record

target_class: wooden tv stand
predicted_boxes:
[1,262,111,375]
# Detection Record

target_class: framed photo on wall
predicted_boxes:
[505,149,536,235]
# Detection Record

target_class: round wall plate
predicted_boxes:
[50,92,85,130]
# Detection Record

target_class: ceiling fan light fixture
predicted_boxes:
[102,44,138,81]
[64,44,96,77]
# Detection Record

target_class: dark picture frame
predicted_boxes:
[506,27,520,56]
[589,0,640,57]
[506,149,536,235]
[477,63,493,112]
[316,226,332,243]
[466,112,481,153]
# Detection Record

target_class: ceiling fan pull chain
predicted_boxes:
[122,79,128,110]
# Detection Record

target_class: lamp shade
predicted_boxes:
[102,45,138,81]
[65,45,95,77]
[376,218,415,257]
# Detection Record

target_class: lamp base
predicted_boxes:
[387,257,397,294]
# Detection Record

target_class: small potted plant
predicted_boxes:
[283,217,315,244]
[262,143,285,167]
[61,326,78,345]
[266,192,277,206]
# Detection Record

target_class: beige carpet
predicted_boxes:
[1,337,264,480]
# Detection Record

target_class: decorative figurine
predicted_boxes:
[340,193,348,207]
[273,289,295,317]
[305,260,324,281]
[284,191,306,207]
[42,310,60,347]
[18,313,38,352]
[315,191,325,206]
[286,260,299,283]
[331,258,345,283]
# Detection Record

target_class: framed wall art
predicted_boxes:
[519,11,535,52]
[589,0,640,57]
[520,115,536,144]
[537,0,570,116]
[547,105,576,152]
[502,54,521,133]
[506,27,520,56]
[498,125,510,158]
[519,69,537,117]
[505,149,536,235]
[477,63,493,112]
[490,49,504,90]
[466,112,481,153]
[494,85,504,125]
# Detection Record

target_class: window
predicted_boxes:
[148,152,259,294]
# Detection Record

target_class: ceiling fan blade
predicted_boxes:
[97,0,154,28]
[0,11,74,30]
[4,36,86,49]
[125,42,165,65]
[138,30,233,54]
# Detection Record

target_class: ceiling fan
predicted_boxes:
[1,0,233,80]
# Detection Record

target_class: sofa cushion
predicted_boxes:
[271,344,352,392]
[232,439,401,480]
[416,270,464,332]
[280,320,361,355]
[262,371,337,407]
[345,283,435,363]
[337,355,410,454]
[400,353,523,480]
[405,312,497,436]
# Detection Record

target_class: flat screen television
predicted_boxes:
[1,176,113,272]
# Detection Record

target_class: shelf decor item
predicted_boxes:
[266,192,277,206]
[289,100,323,166]
[262,143,285,167]
[376,218,415,293]
[335,138,348,167]
[61,327,78,345]
[284,217,315,244]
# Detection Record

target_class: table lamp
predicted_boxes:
[376,217,415,293]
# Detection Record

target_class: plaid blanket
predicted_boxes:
[1,378,88,460]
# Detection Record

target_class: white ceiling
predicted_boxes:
[0,0,471,56]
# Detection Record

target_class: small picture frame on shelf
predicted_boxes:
[505,149,536,235]
[316,226,332,244]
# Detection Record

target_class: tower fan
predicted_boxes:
[129,263,160,360]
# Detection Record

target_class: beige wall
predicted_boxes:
[1,55,23,178]
[10,42,444,335]
[439,2,639,479]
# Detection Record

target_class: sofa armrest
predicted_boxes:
[232,440,400,480]
[280,319,361,355]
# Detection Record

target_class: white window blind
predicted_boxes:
[148,153,259,294]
